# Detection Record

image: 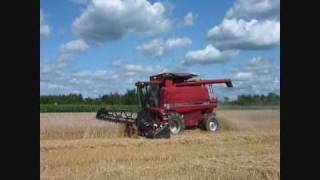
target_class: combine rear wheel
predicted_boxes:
[204,116,219,132]
[168,113,184,135]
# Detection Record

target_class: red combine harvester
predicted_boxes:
[96,73,232,138]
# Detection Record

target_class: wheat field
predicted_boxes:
[40,110,280,180]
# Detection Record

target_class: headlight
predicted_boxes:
[164,104,170,110]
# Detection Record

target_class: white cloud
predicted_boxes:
[111,59,123,66]
[41,56,173,97]
[137,39,166,58]
[206,0,280,51]
[59,39,89,54]
[226,0,280,20]
[68,0,88,4]
[183,12,193,26]
[232,72,254,81]
[73,70,119,80]
[40,54,73,75]
[207,18,279,50]
[125,71,137,76]
[72,0,172,43]
[123,64,153,73]
[166,37,192,48]
[233,56,277,75]
[40,10,50,36]
[137,37,192,58]
[41,55,122,97]
[40,55,74,94]
[113,60,170,79]
[182,44,237,65]
[122,63,168,74]
[227,56,280,96]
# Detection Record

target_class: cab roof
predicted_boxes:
[150,73,198,81]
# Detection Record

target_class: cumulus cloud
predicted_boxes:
[40,10,50,36]
[137,39,166,58]
[123,64,153,73]
[212,57,279,100]
[183,12,193,26]
[41,56,171,97]
[112,59,170,76]
[233,72,255,81]
[40,54,73,75]
[228,56,279,94]
[72,0,172,43]
[59,39,89,54]
[41,68,121,97]
[112,59,170,78]
[232,56,277,75]
[182,45,237,65]
[166,37,192,48]
[137,37,192,58]
[73,70,119,80]
[40,55,75,94]
[41,55,122,97]
[207,18,279,50]
[122,63,168,74]
[226,0,280,20]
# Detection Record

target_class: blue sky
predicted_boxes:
[40,0,280,100]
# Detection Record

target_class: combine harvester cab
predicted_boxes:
[97,73,233,139]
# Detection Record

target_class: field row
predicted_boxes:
[40,110,280,180]
[40,110,280,140]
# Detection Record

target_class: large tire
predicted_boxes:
[168,113,185,135]
[135,111,152,136]
[204,116,219,133]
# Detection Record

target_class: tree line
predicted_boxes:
[40,89,140,105]
[40,90,280,106]
[221,92,280,106]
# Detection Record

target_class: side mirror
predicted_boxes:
[226,80,233,87]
